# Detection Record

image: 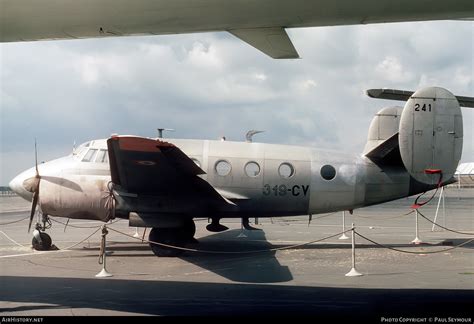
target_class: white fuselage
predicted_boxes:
[9,138,417,222]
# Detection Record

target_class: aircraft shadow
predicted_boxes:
[75,230,474,283]
[181,229,293,283]
[1,275,472,317]
[82,229,295,284]
[438,238,474,249]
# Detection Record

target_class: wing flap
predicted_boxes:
[229,27,299,59]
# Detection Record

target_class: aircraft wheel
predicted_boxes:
[32,232,52,251]
[181,219,196,241]
[149,228,185,257]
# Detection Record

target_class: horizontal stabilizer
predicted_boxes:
[229,27,299,59]
[365,133,399,161]
[366,89,474,108]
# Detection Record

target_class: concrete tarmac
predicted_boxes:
[0,189,473,318]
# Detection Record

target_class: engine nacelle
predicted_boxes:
[399,87,463,185]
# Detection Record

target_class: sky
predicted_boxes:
[0,21,473,185]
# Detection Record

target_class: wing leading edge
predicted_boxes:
[3,0,473,59]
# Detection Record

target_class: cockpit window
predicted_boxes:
[96,149,109,163]
[74,141,92,158]
[81,148,108,163]
[82,149,98,162]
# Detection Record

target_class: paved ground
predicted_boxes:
[0,188,473,319]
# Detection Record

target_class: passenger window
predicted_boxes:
[279,163,295,178]
[245,162,261,177]
[320,165,336,181]
[215,160,232,176]
[82,149,98,162]
[96,150,108,163]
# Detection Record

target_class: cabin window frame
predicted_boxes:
[244,161,261,178]
[82,148,99,163]
[278,162,295,179]
[215,160,232,177]
[320,164,337,181]
[95,149,109,163]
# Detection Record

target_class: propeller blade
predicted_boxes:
[27,139,42,233]
[34,139,39,176]
[28,190,39,233]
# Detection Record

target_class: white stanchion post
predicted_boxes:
[133,227,140,238]
[96,224,113,278]
[432,186,444,232]
[345,223,363,277]
[411,209,423,244]
[339,211,349,240]
[442,188,446,229]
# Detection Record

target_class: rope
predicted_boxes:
[0,230,28,248]
[50,217,121,229]
[416,209,474,236]
[0,216,30,226]
[272,212,339,223]
[355,231,474,255]
[102,181,116,222]
[107,226,351,255]
[57,227,102,251]
[0,227,100,252]
[310,211,339,221]
[355,210,414,220]
[411,173,443,209]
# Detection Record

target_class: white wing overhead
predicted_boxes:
[1,0,473,58]
[229,27,299,59]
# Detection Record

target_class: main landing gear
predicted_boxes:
[31,213,53,251]
[149,219,196,257]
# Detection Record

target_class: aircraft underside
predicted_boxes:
[1,0,473,58]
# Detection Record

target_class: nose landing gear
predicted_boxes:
[31,213,53,251]
[32,230,52,251]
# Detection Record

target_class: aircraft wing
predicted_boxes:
[2,0,473,59]
[107,135,234,205]
[229,27,299,59]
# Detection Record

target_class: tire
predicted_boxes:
[149,228,185,257]
[32,232,52,251]
[181,219,196,239]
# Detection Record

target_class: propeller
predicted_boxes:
[27,140,41,232]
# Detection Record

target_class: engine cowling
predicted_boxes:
[399,87,463,185]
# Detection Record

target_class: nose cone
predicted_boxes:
[9,169,35,202]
